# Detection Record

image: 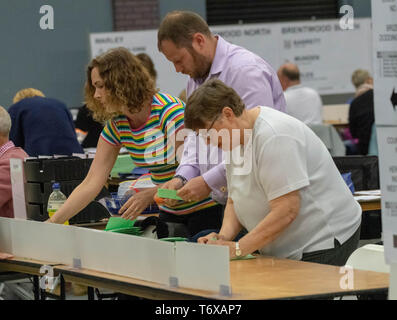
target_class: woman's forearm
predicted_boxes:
[49,179,104,224]
[218,198,243,240]
[49,138,120,224]
[238,191,300,256]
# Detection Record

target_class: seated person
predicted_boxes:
[8,88,83,156]
[349,89,374,155]
[277,63,323,125]
[74,104,104,148]
[0,106,28,218]
[183,79,361,266]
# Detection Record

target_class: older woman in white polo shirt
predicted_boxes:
[181,79,361,266]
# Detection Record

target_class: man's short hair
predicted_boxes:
[280,66,300,82]
[158,10,211,50]
[351,69,371,89]
[184,79,245,130]
[0,106,11,137]
[13,88,45,104]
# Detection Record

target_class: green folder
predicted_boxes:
[105,217,136,231]
[157,188,183,201]
[231,254,256,261]
[159,237,187,242]
[110,154,136,178]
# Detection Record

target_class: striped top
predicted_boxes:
[101,92,216,215]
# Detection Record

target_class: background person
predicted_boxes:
[0,106,28,218]
[8,88,83,156]
[349,88,374,155]
[74,104,104,148]
[277,62,323,125]
[351,69,373,98]
[185,79,361,266]
[136,53,158,85]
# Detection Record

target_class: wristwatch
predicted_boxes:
[235,242,242,257]
[174,175,187,186]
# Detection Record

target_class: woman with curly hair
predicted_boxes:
[48,47,223,237]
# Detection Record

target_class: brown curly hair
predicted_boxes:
[84,47,157,122]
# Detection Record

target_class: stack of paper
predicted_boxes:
[104,217,142,236]
[354,189,381,202]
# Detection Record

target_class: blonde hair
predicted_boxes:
[84,47,157,122]
[0,106,11,137]
[351,69,371,89]
[13,88,45,104]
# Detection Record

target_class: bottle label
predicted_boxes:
[48,200,69,225]
[47,200,65,211]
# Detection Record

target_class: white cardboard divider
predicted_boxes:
[0,217,13,254]
[0,217,231,292]
[9,158,27,220]
[175,242,230,293]
[74,227,176,285]
[10,218,76,265]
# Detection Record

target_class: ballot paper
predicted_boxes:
[354,190,381,196]
[354,195,381,202]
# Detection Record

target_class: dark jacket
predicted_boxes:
[349,89,374,155]
[74,105,104,148]
[8,96,83,156]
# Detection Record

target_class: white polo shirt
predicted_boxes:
[226,107,361,260]
[284,84,323,125]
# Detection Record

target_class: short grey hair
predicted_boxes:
[351,69,371,89]
[0,106,11,137]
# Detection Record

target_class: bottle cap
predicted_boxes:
[52,182,60,190]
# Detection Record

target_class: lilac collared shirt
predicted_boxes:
[177,36,286,204]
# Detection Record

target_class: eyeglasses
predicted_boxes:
[196,114,220,138]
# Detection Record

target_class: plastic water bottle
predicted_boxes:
[47,182,69,225]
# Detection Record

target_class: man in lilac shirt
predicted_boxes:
[158,11,286,205]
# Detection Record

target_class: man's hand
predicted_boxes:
[176,176,211,202]
[161,178,184,207]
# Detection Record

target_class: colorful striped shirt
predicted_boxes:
[101,92,216,214]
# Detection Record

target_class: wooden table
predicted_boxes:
[359,199,381,212]
[54,256,389,300]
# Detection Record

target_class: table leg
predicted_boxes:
[87,286,95,300]
[32,275,40,300]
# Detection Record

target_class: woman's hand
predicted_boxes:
[198,235,238,259]
[197,232,225,244]
[119,188,156,220]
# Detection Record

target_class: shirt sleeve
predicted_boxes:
[100,119,121,146]
[256,135,310,201]
[202,162,227,192]
[227,64,286,112]
[175,132,201,180]
[160,99,185,138]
